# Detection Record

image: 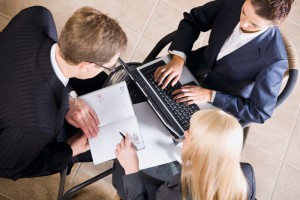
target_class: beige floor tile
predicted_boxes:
[0,163,81,200]
[0,14,10,31]
[131,0,187,62]
[287,1,300,26]
[78,161,114,183]
[120,26,141,62]
[0,174,60,200]
[246,108,296,160]
[130,35,170,63]
[143,0,184,42]
[91,0,156,34]
[131,0,212,62]
[241,143,282,200]
[68,170,116,200]
[271,163,300,200]
[277,76,300,118]
[280,20,300,59]
[0,195,10,200]
[46,0,92,36]
[284,117,300,170]
[163,0,209,12]
[0,0,23,18]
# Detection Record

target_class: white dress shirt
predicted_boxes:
[50,43,69,87]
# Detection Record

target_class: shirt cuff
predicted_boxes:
[211,90,216,102]
[168,50,187,62]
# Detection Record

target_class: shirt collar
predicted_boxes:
[237,22,269,38]
[50,43,69,87]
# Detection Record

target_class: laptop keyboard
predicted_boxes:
[141,61,199,130]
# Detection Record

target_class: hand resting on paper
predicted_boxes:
[66,131,90,157]
[65,97,100,138]
[115,134,139,175]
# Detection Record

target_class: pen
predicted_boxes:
[119,132,137,151]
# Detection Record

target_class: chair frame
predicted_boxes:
[57,167,113,200]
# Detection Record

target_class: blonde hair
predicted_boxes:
[58,6,127,65]
[181,109,248,200]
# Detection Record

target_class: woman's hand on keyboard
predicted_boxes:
[154,55,184,89]
[172,85,213,104]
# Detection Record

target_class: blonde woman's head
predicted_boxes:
[181,109,247,200]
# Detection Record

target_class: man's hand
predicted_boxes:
[172,85,213,105]
[65,97,99,138]
[66,131,90,157]
[154,55,184,89]
[115,134,139,175]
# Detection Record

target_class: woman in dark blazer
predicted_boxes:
[112,109,256,200]
[154,0,294,124]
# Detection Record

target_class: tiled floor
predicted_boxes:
[0,0,299,199]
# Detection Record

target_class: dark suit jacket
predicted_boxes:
[0,6,73,180]
[113,162,256,200]
[169,0,288,123]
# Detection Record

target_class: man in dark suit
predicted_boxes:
[0,6,127,180]
[154,0,294,123]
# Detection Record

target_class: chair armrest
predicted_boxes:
[276,69,298,107]
[143,31,177,63]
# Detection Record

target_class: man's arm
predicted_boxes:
[0,127,72,180]
[213,60,288,123]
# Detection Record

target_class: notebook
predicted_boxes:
[79,81,145,165]
[118,55,203,139]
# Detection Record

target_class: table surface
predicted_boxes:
[105,65,182,182]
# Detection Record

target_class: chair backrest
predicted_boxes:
[277,30,299,107]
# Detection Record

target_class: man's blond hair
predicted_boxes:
[58,7,127,65]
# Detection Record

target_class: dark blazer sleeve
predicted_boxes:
[241,163,256,200]
[213,59,288,123]
[169,0,223,56]
[0,127,72,180]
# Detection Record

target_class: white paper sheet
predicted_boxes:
[79,82,145,164]
[134,102,176,170]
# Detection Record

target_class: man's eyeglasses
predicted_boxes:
[86,61,117,73]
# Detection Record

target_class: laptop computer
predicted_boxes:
[118,55,203,139]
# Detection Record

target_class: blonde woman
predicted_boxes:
[112,109,256,200]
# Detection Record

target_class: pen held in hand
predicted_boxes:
[119,132,137,151]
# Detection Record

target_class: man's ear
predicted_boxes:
[79,62,92,72]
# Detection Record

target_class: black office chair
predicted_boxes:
[143,30,299,144]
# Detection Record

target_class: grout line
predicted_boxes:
[89,0,94,6]
[286,18,300,29]
[244,142,282,163]
[71,162,82,185]
[0,193,11,200]
[128,0,160,62]
[0,13,10,20]
[270,110,300,199]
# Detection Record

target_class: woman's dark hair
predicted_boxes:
[251,0,294,24]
